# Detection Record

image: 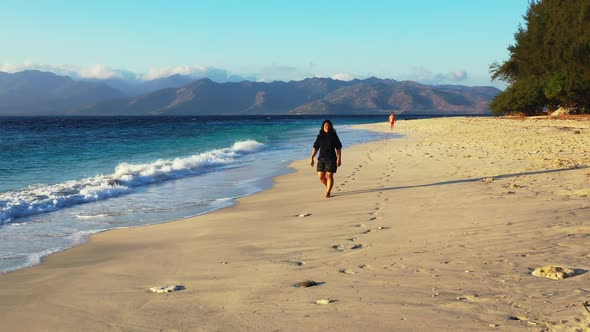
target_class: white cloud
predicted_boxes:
[78,64,124,79]
[1,62,77,77]
[142,65,238,82]
[2,61,366,84]
[448,70,468,81]
[1,62,258,83]
[331,73,358,81]
[2,61,431,85]
[143,65,202,80]
[1,62,137,80]
[406,66,469,84]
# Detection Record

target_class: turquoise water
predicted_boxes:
[0,115,393,273]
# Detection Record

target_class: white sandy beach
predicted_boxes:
[0,116,589,331]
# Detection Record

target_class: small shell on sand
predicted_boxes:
[316,298,335,305]
[339,268,356,274]
[149,285,185,293]
[297,213,311,217]
[531,266,576,280]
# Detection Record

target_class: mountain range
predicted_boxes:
[80,74,195,97]
[0,70,501,116]
[0,71,124,115]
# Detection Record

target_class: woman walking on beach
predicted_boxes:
[310,120,342,198]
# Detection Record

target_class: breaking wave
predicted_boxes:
[0,140,265,225]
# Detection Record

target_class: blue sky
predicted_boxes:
[1,0,529,87]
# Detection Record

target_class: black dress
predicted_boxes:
[313,133,342,173]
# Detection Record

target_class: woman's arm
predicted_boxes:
[310,147,318,167]
[336,149,342,167]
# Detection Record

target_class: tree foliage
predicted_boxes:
[490,0,590,115]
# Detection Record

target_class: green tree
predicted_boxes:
[543,72,567,111]
[489,77,546,115]
[490,0,590,115]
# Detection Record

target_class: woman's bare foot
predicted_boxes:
[325,192,331,198]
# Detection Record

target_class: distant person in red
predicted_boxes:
[388,112,396,130]
[310,120,342,198]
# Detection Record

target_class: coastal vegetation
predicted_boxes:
[489,0,590,115]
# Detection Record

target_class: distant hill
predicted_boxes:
[81,74,195,97]
[77,77,500,116]
[0,70,125,115]
[0,71,501,116]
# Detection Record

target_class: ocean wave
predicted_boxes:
[0,140,265,225]
[76,214,109,219]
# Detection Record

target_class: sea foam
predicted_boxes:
[0,140,265,225]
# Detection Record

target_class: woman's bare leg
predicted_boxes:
[318,172,327,187]
[325,172,334,198]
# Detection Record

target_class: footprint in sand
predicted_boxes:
[359,264,374,270]
[456,294,480,301]
[332,244,345,251]
[351,244,365,250]
[369,209,380,220]
[294,280,324,288]
[362,226,389,234]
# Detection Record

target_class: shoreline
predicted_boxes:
[0,119,387,275]
[0,116,589,331]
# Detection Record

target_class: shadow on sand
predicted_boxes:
[334,166,588,197]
